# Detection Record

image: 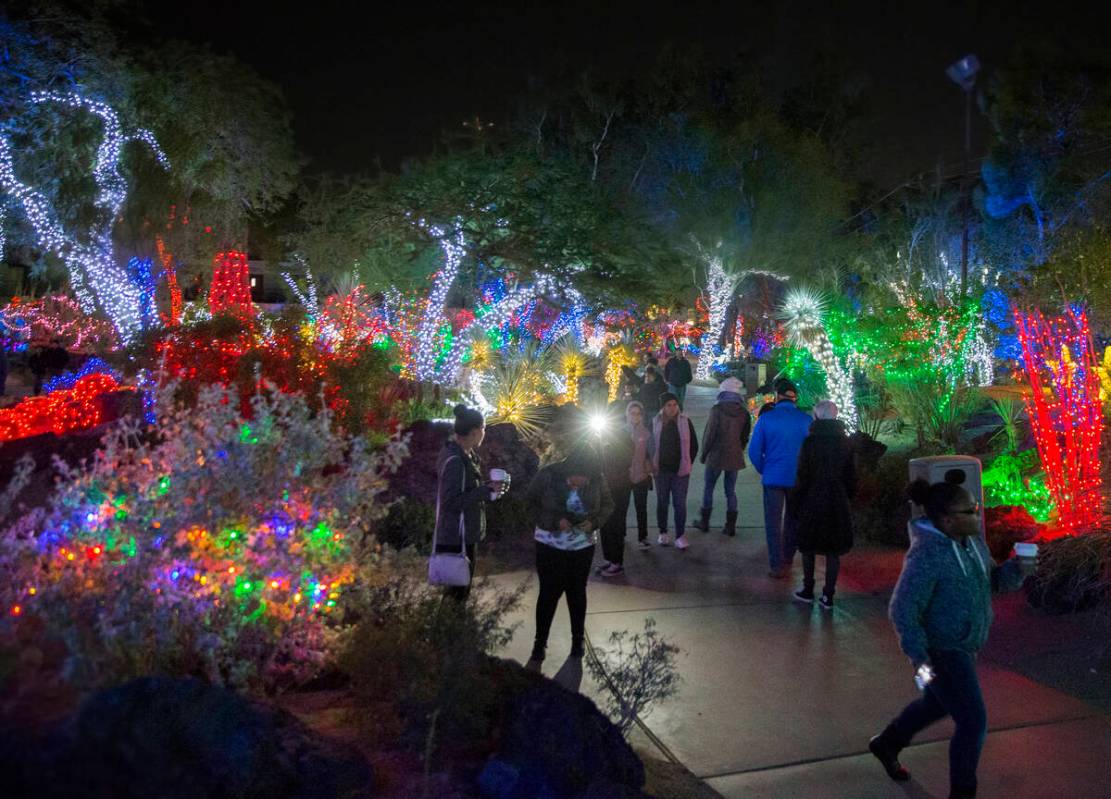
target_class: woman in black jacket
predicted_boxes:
[434,404,502,600]
[791,400,857,609]
[525,413,614,667]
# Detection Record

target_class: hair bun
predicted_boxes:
[453,403,468,418]
[906,478,931,505]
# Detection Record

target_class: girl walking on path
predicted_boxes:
[525,440,614,667]
[695,377,751,537]
[599,401,654,575]
[791,400,856,609]
[869,479,1033,799]
[651,393,698,549]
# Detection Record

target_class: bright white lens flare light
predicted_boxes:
[779,286,859,432]
[588,413,609,436]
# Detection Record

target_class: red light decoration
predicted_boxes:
[0,373,133,442]
[1014,307,1103,534]
[156,236,182,326]
[209,250,254,318]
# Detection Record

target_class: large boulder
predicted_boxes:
[481,660,645,799]
[10,677,373,799]
[387,418,453,504]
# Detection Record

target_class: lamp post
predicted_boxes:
[946,54,980,297]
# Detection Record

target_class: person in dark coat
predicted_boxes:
[434,404,503,601]
[638,365,664,417]
[791,400,856,608]
[695,377,752,536]
[663,351,693,407]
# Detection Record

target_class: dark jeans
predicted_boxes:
[655,472,690,535]
[435,542,476,602]
[802,552,840,596]
[882,648,987,795]
[534,542,595,651]
[602,479,652,561]
[762,486,797,571]
[702,467,738,512]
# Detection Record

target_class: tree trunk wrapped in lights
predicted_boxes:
[779,287,859,431]
[1014,307,1103,533]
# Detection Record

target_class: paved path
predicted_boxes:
[492,385,1110,798]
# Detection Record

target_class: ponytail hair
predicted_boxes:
[453,404,485,436]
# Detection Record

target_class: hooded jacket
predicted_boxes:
[700,391,752,471]
[746,401,813,487]
[526,452,615,550]
[889,518,998,665]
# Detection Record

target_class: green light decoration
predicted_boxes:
[981,451,1054,522]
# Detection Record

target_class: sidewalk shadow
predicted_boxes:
[552,657,584,692]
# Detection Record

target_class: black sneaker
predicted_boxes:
[819,594,834,610]
[793,588,815,603]
[569,642,584,659]
[869,735,910,782]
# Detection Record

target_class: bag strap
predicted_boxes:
[432,454,467,552]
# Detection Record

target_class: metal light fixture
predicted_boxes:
[946,54,980,91]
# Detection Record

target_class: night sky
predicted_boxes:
[141,0,1109,188]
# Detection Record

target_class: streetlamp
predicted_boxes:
[946,54,980,297]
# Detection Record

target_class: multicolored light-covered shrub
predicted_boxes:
[0,384,408,691]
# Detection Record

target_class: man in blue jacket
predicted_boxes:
[747,379,812,578]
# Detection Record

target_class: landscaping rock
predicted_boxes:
[492,660,644,798]
[388,418,452,504]
[848,431,887,472]
[35,677,373,799]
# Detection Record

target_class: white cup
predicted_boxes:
[490,468,508,483]
[1014,542,1038,559]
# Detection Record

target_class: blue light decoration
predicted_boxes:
[127,256,159,330]
[982,288,1020,360]
[43,357,120,394]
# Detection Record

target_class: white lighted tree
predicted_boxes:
[0,92,169,343]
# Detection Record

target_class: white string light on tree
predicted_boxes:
[779,286,859,431]
[0,92,170,344]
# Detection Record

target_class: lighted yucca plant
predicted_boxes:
[486,344,553,439]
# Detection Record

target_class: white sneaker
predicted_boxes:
[657,533,671,546]
[675,534,690,550]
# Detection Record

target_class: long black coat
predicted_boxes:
[792,419,857,556]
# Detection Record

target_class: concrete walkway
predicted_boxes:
[491,385,1110,798]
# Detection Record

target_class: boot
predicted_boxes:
[695,507,711,532]
[723,510,738,537]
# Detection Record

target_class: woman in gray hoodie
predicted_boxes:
[869,478,1032,799]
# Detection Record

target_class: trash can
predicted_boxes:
[908,455,985,538]
[744,362,766,397]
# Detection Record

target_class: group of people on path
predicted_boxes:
[434,367,1033,799]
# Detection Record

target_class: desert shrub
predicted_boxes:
[852,450,931,546]
[1027,531,1111,616]
[0,384,408,693]
[485,495,534,540]
[984,505,1040,562]
[338,578,525,751]
[374,499,436,553]
[585,618,681,736]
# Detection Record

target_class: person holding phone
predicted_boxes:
[869,478,1034,799]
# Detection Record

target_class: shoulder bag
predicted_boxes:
[428,455,472,587]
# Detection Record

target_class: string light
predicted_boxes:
[413,221,465,381]
[155,237,182,326]
[780,287,858,430]
[0,92,170,343]
[1014,307,1102,533]
[0,373,132,443]
[209,250,254,318]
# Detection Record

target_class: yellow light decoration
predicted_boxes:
[605,345,639,402]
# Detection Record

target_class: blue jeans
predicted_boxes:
[883,648,987,795]
[702,467,738,512]
[762,486,797,571]
[666,383,687,407]
[655,472,689,536]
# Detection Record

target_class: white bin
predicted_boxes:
[908,455,985,538]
